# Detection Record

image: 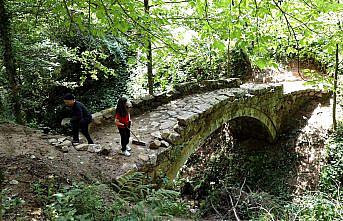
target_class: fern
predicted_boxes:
[43,172,190,220]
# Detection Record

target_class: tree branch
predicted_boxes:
[160,16,219,21]
[282,10,327,36]
[205,0,215,29]
[62,0,82,36]
[229,195,241,221]
[210,197,224,220]
[99,0,132,39]
[300,0,321,12]
[150,0,191,8]
[116,0,179,53]
[254,0,260,51]
[272,0,304,78]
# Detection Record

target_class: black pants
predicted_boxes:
[71,118,94,144]
[118,127,130,151]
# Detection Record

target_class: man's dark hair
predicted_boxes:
[63,93,75,100]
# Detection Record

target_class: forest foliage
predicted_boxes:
[0,0,342,126]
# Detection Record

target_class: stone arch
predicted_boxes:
[230,107,277,141]
[158,107,277,180]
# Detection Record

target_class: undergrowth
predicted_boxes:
[32,172,190,220]
[178,122,343,220]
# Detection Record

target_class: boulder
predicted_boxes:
[92,112,103,125]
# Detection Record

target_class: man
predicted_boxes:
[63,93,94,144]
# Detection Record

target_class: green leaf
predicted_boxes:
[213,40,226,51]
[231,29,242,39]
[254,57,267,69]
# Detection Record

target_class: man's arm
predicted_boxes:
[72,103,84,122]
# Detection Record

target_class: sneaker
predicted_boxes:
[72,140,80,145]
[126,146,131,151]
[122,150,131,156]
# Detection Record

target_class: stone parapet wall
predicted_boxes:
[277,89,330,131]
[89,107,116,132]
[88,78,241,130]
[130,78,241,116]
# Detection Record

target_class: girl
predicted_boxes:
[115,97,132,156]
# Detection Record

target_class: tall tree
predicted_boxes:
[333,43,339,130]
[333,0,340,130]
[144,0,153,95]
[0,0,23,123]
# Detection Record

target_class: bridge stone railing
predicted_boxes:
[88,78,241,130]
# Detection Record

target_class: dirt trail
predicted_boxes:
[0,122,150,217]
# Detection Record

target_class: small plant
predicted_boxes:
[1,188,25,218]
[32,177,60,206]
[320,121,343,197]
[255,191,343,221]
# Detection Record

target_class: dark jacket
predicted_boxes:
[71,101,92,123]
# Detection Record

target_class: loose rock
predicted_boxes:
[61,146,69,153]
[121,163,138,171]
[9,180,19,185]
[149,140,161,149]
[56,140,72,147]
[87,144,103,153]
[48,138,57,144]
[139,154,149,162]
[160,140,170,147]
[75,144,89,151]
[57,137,67,143]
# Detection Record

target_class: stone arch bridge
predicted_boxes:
[87,79,328,181]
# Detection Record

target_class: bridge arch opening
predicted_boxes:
[160,109,278,180]
[179,116,273,178]
[227,116,273,142]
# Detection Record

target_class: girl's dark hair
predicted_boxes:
[116,97,128,117]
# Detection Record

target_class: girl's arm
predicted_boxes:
[115,118,125,127]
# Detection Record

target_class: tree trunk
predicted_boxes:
[144,0,153,95]
[0,0,23,123]
[333,43,338,130]
[227,41,231,76]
